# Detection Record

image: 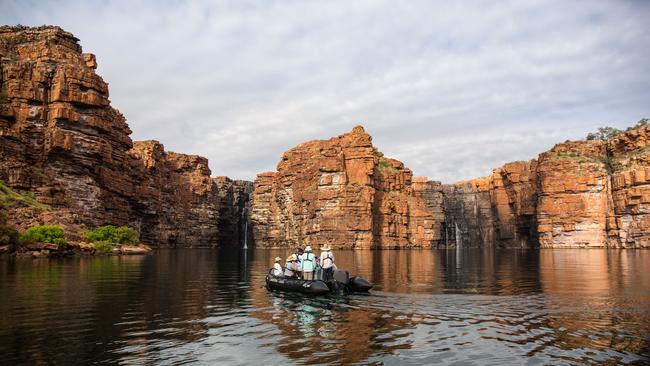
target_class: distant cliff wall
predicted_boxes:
[441,128,650,248]
[251,125,650,249]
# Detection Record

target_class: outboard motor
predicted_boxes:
[332,269,349,286]
[327,269,349,292]
[349,276,373,292]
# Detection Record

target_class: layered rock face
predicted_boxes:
[253,125,650,249]
[442,162,538,248]
[214,177,253,246]
[442,127,650,248]
[251,126,438,249]
[0,26,247,247]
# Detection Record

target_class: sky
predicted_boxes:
[2,0,649,182]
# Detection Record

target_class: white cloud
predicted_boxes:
[3,0,649,182]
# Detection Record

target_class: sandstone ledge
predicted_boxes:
[6,242,153,258]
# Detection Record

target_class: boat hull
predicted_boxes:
[349,276,373,292]
[265,275,330,295]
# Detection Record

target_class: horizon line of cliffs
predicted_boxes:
[251,125,650,249]
[1,26,648,249]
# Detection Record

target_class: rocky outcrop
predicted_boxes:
[251,126,438,249]
[0,26,249,247]
[441,127,650,249]
[2,26,647,250]
[252,124,650,249]
[608,127,650,248]
[12,241,152,258]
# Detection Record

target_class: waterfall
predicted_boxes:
[455,222,462,248]
[242,207,248,250]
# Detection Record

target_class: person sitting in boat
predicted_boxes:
[300,246,316,280]
[284,254,298,278]
[272,256,283,277]
[320,244,335,280]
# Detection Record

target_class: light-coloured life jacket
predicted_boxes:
[273,262,283,277]
[320,251,334,269]
[300,252,316,272]
[284,262,294,277]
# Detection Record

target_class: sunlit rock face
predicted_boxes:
[253,124,650,249]
[0,26,248,247]
[250,126,442,249]
[608,126,650,248]
[442,127,650,248]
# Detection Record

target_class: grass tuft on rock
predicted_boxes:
[0,180,49,211]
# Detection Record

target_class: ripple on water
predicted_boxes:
[1,249,649,365]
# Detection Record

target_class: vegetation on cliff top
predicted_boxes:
[586,118,648,141]
[378,157,396,171]
[19,225,66,247]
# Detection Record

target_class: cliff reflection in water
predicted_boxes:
[0,248,648,365]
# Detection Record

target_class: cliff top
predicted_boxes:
[0,25,82,59]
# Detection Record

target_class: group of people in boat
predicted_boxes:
[271,244,336,281]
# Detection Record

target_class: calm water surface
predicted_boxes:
[0,249,649,365]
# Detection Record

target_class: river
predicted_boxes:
[0,248,648,365]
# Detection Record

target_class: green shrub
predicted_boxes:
[86,225,139,245]
[19,225,66,247]
[92,240,116,253]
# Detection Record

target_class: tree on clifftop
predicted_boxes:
[585,118,648,141]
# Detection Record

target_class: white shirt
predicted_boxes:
[284,262,295,277]
[273,262,283,276]
[320,250,334,269]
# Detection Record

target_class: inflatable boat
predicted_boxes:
[265,273,330,295]
[265,269,373,295]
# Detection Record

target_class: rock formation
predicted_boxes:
[251,125,438,249]
[252,125,650,249]
[0,26,248,247]
[442,127,650,248]
[214,176,253,247]
[2,26,647,250]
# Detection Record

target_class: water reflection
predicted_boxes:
[0,249,648,365]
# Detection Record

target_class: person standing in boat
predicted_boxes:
[284,254,297,278]
[320,244,335,280]
[272,256,283,277]
[294,247,303,278]
[300,246,316,280]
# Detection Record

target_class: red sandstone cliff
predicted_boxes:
[443,126,650,248]
[250,126,438,249]
[252,125,650,249]
[0,26,248,247]
[2,26,647,250]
